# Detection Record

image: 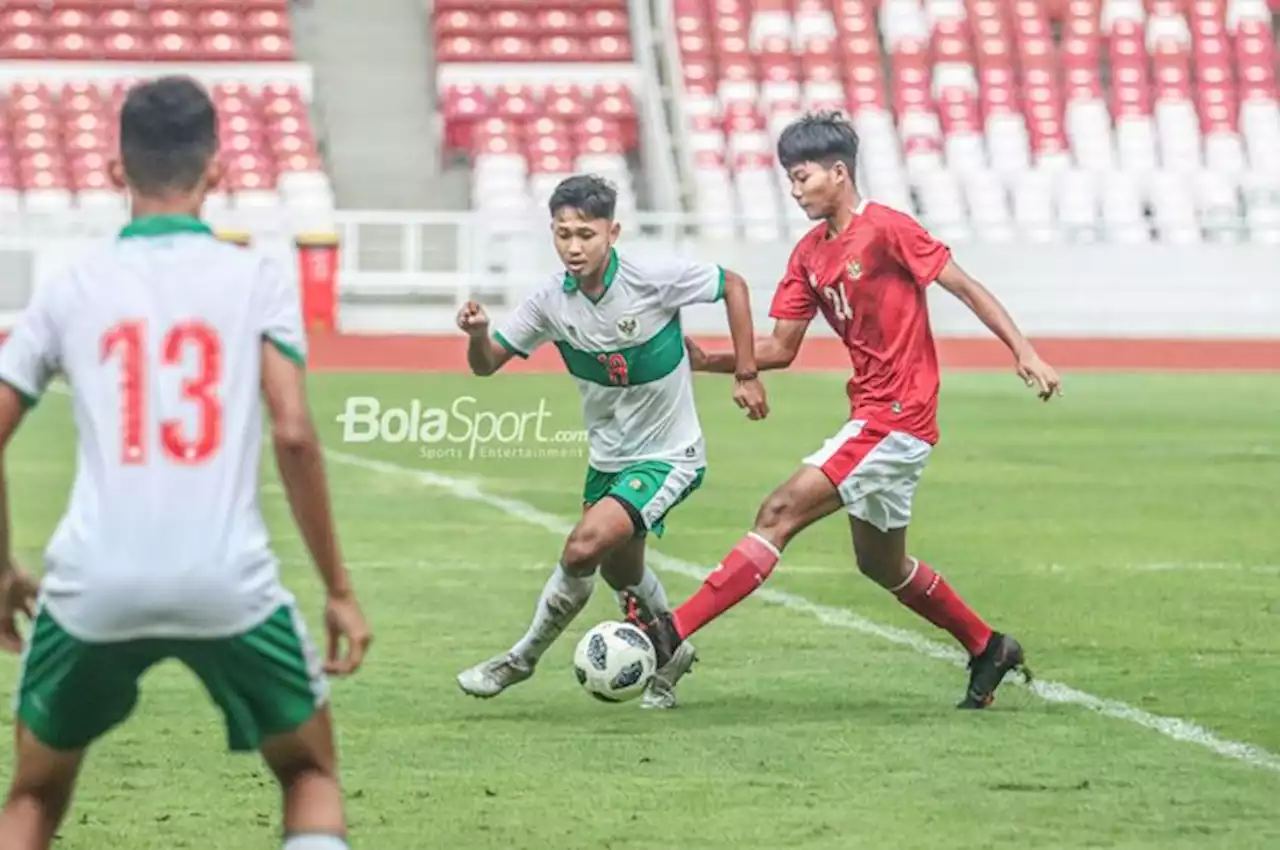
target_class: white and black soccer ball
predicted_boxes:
[572,621,657,702]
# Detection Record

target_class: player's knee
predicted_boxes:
[6,733,81,819]
[272,752,336,787]
[262,712,338,789]
[5,771,75,824]
[561,528,609,575]
[752,491,802,546]
[852,547,909,588]
[853,553,889,583]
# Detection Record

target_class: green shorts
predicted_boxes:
[14,603,328,753]
[583,460,705,538]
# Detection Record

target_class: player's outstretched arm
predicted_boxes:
[261,342,371,675]
[719,269,759,375]
[0,282,57,652]
[0,386,38,652]
[719,269,768,419]
[0,386,23,574]
[457,300,516,376]
[935,260,1063,401]
[686,318,809,374]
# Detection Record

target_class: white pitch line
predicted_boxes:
[323,448,1280,774]
[1126,562,1280,574]
[1041,562,1280,576]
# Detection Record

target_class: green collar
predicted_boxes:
[119,215,215,240]
[563,248,618,304]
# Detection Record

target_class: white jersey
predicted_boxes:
[494,248,724,472]
[0,215,305,642]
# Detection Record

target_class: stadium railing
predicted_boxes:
[0,209,1274,339]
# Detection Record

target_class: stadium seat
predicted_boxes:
[0,80,331,231]
[434,0,643,218]
[666,0,1280,242]
[0,2,297,62]
[0,1,333,234]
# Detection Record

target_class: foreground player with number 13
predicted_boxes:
[629,112,1063,709]
[0,77,370,850]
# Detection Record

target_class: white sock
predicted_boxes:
[283,835,349,850]
[511,564,594,664]
[617,566,670,615]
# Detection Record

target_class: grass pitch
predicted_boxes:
[2,370,1278,849]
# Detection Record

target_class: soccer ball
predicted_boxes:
[572,621,657,702]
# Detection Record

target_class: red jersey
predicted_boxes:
[769,200,951,445]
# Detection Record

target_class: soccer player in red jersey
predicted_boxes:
[627,112,1062,709]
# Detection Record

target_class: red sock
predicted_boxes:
[892,559,993,656]
[672,533,780,639]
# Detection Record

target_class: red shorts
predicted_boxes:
[801,419,932,531]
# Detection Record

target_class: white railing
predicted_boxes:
[654,0,698,210]
[5,208,1276,336]
[326,210,1279,337]
[625,0,682,213]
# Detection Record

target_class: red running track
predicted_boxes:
[306,335,1280,373]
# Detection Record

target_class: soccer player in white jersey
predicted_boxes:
[0,77,370,850]
[455,174,767,708]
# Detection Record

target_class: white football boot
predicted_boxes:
[620,589,698,709]
[640,640,697,709]
[456,652,534,698]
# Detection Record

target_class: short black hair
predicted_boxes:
[776,111,860,176]
[119,76,218,195]
[548,174,617,220]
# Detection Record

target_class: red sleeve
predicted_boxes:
[768,240,819,320]
[883,210,951,287]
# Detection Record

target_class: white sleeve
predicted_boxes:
[258,257,307,367]
[0,278,62,406]
[658,259,726,310]
[493,291,553,358]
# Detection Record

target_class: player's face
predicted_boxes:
[786,161,847,220]
[551,208,618,279]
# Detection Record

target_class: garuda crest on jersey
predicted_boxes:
[616,314,640,340]
[847,260,863,280]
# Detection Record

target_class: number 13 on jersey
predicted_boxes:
[101,320,223,465]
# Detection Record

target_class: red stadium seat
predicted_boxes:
[658,0,1278,240]
[0,62,331,221]
[99,8,148,31]
[433,0,642,215]
[0,3,295,61]
[151,8,195,29]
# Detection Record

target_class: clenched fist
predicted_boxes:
[456,301,490,337]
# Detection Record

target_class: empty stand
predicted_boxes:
[434,0,644,219]
[667,0,1280,243]
[0,0,333,233]
[0,1,296,62]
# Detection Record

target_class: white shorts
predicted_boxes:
[802,419,932,532]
